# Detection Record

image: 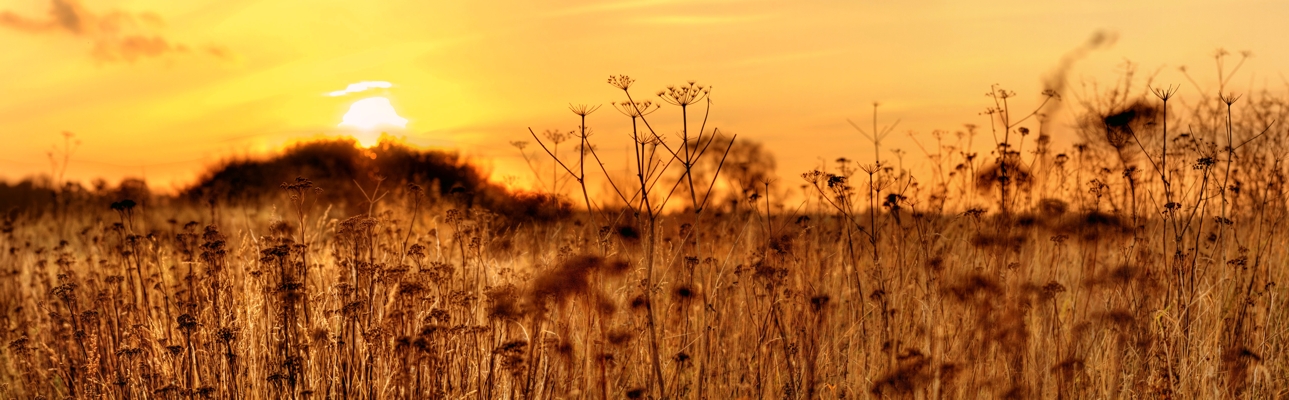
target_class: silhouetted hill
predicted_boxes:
[0,179,55,214]
[183,137,569,221]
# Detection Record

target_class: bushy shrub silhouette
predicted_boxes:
[184,137,569,220]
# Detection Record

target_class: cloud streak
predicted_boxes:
[329,81,395,97]
[631,13,770,25]
[0,0,232,64]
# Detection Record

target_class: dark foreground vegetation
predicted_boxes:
[4,53,1289,398]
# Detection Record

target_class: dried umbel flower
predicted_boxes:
[280,176,322,200]
[269,220,295,238]
[606,328,635,346]
[200,225,228,266]
[658,81,710,107]
[629,294,649,311]
[612,100,660,118]
[593,293,618,316]
[494,340,528,371]
[1040,281,1066,301]
[673,351,691,364]
[177,313,199,332]
[870,357,931,396]
[969,233,1025,252]
[109,199,136,213]
[974,158,1033,193]
[8,336,30,356]
[406,243,427,259]
[486,284,524,321]
[216,327,237,343]
[52,282,77,302]
[529,254,631,308]
[538,129,571,146]
[398,281,425,298]
[672,284,698,301]
[425,308,450,325]
[568,103,601,117]
[607,75,634,90]
[925,257,945,272]
[943,274,1002,302]
[809,294,831,312]
[1097,310,1135,326]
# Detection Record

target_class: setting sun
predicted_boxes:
[338,96,408,146]
[5,0,1289,397]
[340,97,408,131]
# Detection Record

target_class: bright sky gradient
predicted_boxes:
[1,0,1287,192]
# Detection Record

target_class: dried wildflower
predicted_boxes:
[607,75,634,90]
[1040,281,1066,301]
[673,351,691,364]
[629,294,649,311]
[530,254,631,309]
[8,337,30,356]
[216,327,237,343]
[607,328,634,346]
[593,293,618,316]
[672,284,697,301]
[616,225,641,242]
[177,313,199,332]
[613,100,660,118]
[658,81,710,107]
[486,284,524,321]
[568,103,601,117]
[494,340,528,372]
[943,274,1002,302]
[969,233,1025,252]
[925,257,945,272]
[1097,310,1135,326]
[870,358,931,396]
[280,176,321,200]
[109,199,136,213]
[810,294,831,312]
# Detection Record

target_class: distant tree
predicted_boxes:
[680,134,776,211]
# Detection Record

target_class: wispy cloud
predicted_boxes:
[542,0,683,17]
[328,81,395,97]
[0,0,232,64]
[631,13,770,25]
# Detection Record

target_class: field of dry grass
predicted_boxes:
[4,61,1289,399]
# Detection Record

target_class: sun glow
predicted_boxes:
[340,97,408,130]
[339,96,408,146]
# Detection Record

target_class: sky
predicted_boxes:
[1,0,1287,193]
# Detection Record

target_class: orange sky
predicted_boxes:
[2,0,1287,193]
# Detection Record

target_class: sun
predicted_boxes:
[339,97,408,146]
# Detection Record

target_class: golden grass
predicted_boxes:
[4,62,1289,399]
